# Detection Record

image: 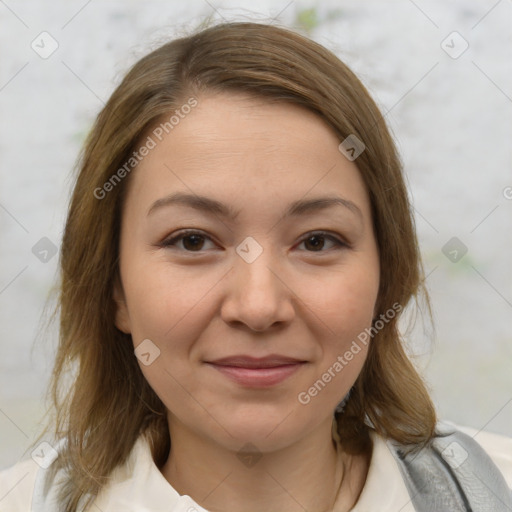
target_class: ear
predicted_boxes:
[113,273,131,334]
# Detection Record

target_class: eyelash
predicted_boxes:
[159,229,348,254]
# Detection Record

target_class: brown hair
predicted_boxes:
[32,20,436,511]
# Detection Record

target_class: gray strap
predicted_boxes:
[32,438,69,512]
[388,426,512,511]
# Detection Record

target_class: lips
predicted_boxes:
[207,355,306,368]
[205,355,306,387]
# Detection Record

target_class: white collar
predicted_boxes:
[350,430,414,512]
[90,431,413,512]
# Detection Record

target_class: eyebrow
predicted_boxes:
[147,192,363,223]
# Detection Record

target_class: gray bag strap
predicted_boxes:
[32,438,72,512]
[387,425,512,511]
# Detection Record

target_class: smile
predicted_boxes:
[205,362,306,387]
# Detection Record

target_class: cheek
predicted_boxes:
[122,259,212,340]
[121,259,221,397]
[306,263,379,336]
[295,268,377,409]
[311,266,379,376]
[122,263,212,408]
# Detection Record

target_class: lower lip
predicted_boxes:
[206,363,304,387]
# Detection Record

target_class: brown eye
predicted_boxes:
[181,234,206,251]
[161,230,216,252]
[298,232,346,252]
[160,230,347,254]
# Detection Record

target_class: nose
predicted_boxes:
[220,249,295,332]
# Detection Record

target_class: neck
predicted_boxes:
[160,415,369,512]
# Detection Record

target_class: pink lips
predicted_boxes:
[205,355,306,388]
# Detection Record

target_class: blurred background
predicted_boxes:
[1,0,511,469]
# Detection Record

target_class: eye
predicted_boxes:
[296,231,347,252]
[160,229,347,253]
[160,230,217,252]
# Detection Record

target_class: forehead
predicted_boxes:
[124,93,371,221]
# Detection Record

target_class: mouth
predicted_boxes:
[204,355,307,388]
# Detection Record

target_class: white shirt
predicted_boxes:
[1,422,511,511]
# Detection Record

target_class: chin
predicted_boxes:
[211,406,315,452]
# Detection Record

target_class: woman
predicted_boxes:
[1,21,510,512]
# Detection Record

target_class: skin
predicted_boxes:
[114,92,380,512]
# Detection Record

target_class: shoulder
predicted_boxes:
[386,420,512,511]
[0,435,186,512]
[0,435,145,512]
[0,437,146,512]
[453,422,512,488]
[0,457,40,511]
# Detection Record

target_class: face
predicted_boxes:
[114,92,380,453]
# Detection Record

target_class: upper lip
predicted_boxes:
[206,355,306,368]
